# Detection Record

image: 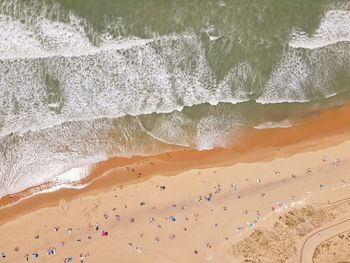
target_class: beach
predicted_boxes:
[2,1,350,262]
[1,104,350,262]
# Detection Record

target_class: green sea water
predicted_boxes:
[1,0,350,195]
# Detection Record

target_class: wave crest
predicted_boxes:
[290,10,350,49]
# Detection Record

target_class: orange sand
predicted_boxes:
[1,105,350,262]
[1,104,350,224]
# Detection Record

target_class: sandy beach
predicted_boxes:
[3,1,350,262]
[1,105,350,262]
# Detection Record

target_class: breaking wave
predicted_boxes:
[257,10,350,104]
[0,2,255,137]
[1,0,350,197]
[290,10,350,49]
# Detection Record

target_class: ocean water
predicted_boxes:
[1,0,350,196]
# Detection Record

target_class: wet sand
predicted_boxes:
[1,105,350,262]
[1,126,350,262]
[2,104,350,224]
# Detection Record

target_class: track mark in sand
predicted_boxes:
[300,219,350,263]
[59,199,69,215]
[299,197,350,262]
[82,200,100,224]
[311,197,350,207]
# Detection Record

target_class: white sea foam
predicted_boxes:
[2,1,350,198]
[0,117,180,197]
[256,44,349,104]
[257,9,350,104]
[0,15,252,137]
[256,48,313,104]
[216,62,256,103]
[254,119,293,129]
[196,116,224,150]
[137,113,193,147]
[290,10,350,49]
[195,114,240,150]
[54,165,91,183]
[0,0,259,140]
[34,183,86,195]
[0,32,205,136]
[33,166,91,195]
[0,14,153,60]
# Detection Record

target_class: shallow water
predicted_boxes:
[1,0,350,195]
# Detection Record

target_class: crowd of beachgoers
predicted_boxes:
[0,149,347,263]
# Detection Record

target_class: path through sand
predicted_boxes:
[300,218,350,263]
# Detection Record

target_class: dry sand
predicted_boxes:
[1,105,350,262]
[313,229,350,262]
[2,103,350,219]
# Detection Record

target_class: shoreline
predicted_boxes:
[1,105,350,262]
[1,103,350,225]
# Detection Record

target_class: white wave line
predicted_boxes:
[135,117,191,148]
